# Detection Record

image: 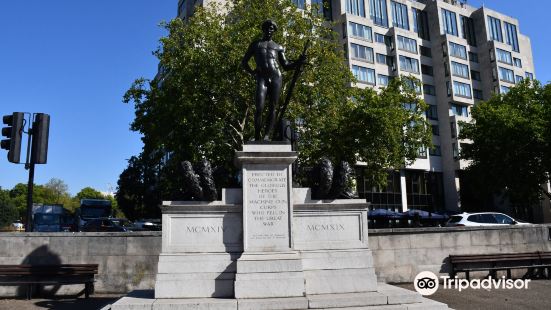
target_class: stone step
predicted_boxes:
[110,297,450,310]
[110,287,450,310]
[324,299,450,310]
[238,297,308,310]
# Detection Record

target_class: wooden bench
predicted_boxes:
[449,252,551,280]
[0,264,98,299]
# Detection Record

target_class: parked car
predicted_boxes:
[133,219,161,231]
[81,218,133,232]
[11,221,24,231]
[446,212,531,227]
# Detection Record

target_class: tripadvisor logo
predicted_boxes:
[414,271,439,296]
[414,271,531,296]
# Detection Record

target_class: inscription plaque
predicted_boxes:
[244,167,291,251]
[167,215,242,252]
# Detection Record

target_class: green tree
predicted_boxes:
[76,187,105,201]
[0,189,19,228]
[44,178,69,203]
[460,80,551,208]
[116,155,162,220]
[123,0,430,197]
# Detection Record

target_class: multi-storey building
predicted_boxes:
[176,0,536,214]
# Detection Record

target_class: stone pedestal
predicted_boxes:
[154,200,243,298]
[111,143,451,309]
[234,143,305,299]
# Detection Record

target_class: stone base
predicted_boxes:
[234,252,305,298]
[301,249,378,295]
[155,253,238,298]
[110,285,452,310]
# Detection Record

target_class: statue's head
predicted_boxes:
[261,19,278,37]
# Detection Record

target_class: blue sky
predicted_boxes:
[0,1,548,195]
[0,1,174,195]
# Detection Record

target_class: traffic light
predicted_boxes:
[31,113,50,164]
[1,112,24,163]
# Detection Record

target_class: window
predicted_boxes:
[441,9,458,36]
[526,72,534,80]
[451,62,469,79]
[311,0,332,20]
[421,65,433,76]
[446,81,451,96]
[376,53,394,68]
[451,103,469,117]
[468,52,479,63]
[403,102,417,111]
[450,121,457,138]
[471,70,481,81]
[513,58,522,68]
[347,0,366,17]
[292,0,305,9]
[453,81,472,98]
[431,125,440,136]
[416,147,427,158]
[493,214,514,224]
[426,104,438,120]
[460,16,477,47]
[473,89,483,100]
[178,1,187,17]
[515,75,523,84]
[468,214,497,224]
[378,74,391,86]
[423,84,436,96]
[375,34,394,48]
[351,43,375,63]
[500,85,510,94]
[352,65,376,84]
[487,16,503,42]
[504,22,519,52]
[498,67,514,83]
[404,78,422,93]
[412,8,430,40]
[397,36,417,54]
[449,42,467,59]
[420,46,432,58]
[430,145,441,156]
[376,53,386,64]
[452,143,459,159]
[391,1,409,30]
[496,48,512,65]
[369,0,389,27]
[399,56,419,74]
[349,22,373,41]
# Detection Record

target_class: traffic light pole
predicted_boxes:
[24,118,34,232]
[25,163,35,232]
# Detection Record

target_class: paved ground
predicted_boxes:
[0,294,120,310]
[396,280,551,310]
[0,281,550,309]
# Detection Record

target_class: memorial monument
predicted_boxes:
[111,20,449,310]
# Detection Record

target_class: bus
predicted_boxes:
[75,199,112,231]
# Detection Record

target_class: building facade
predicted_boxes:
[176,0,536,214]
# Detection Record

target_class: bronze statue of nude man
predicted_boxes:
[241,20,305,141]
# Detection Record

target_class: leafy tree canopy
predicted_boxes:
[460,80,551,205]
[122,0,431,196]
[1,182,117,221]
